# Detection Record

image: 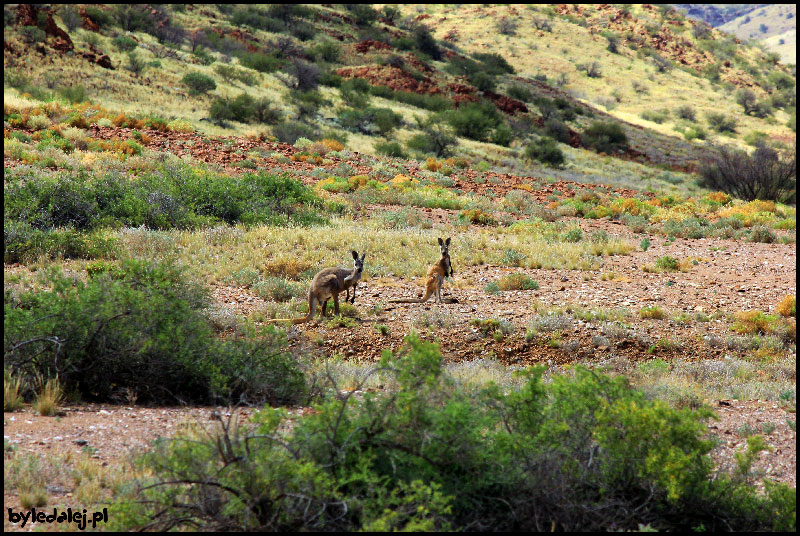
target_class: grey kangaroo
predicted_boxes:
[266,251,365,324]
[390,237,458,304]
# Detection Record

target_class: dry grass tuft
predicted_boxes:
[33,377,63,417]
[777,295,796,317]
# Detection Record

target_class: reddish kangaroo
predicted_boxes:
[390,237,458,304]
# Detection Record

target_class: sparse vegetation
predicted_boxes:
[2,4,796,529]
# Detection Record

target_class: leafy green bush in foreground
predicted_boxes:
[4,260,305,405]
[108,334,795,531]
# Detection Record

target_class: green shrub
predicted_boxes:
[749,225,777,243]
[375,140,407,158]
[561,227,583,242]
[675,104,697,121]
[182,72,217,95]
[370,86,453,111]
[126,51,147,76]
[254,277,305,302]
[413,24,441,60]
[641,109,670,124]
[59,85,87,104]
[84,6,113,28]
[582,121,628,153]
[655,255,680,271]
[238,51,284,73]
[213,64,259,86]
[20,26,46,44]
[4,165,324,231]
[105,333,794,531]
[496,273,539,291]
[272,121,318,144]
[406,117,457,157]
[4,260,305,405]
[683,125,707,141]
[112,34,138,52]
[231,6,285,32]
[209,93,278,124]
[3,222,118,263]
[525,136,565,167]
[311,40,341,62]
[706,112,737,133]
[445,100,503,141]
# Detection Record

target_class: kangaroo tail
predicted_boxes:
[389,290,433,304]
[264,316,311,325]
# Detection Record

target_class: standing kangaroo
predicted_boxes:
[266,251,365,324]
[390,237,458,304]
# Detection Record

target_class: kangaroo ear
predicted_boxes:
[445,237,451,246]
[352,250,358,260]
[438,237,443,246]
[360,252,366,262]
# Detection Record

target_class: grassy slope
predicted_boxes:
[3,3,795,195]
[719,4,796,64]
[393,4,794,148]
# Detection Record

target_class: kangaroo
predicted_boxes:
[266,251,365,324]
[390,237,458,304]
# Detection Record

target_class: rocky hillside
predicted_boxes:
[675,4,796,63]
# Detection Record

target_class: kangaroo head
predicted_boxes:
[437,237,451,257]
[350,250,366,276]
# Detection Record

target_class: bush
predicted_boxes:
[209,93,278,125]
[373,108,403,136]
[412,24,441,60]
[497,17,518,36]
[698,144,795,203]
[59,85,87,104]
[675,104,696,121]
[3,222,118,263]
[749,225,777,243]
[777,295,796,317]
[231,7,283,31]
[182,72,217,95]
[287,58,320,92]
[370,86,453,111]
[544,118,571,144]
[525,136,565,167]
[4,165,324,232]
[112,34,138,52]
[445,100,503,141]
[126,51,147,76]
[84,6,113,28]
[641,109,670,124]
[20,26,46,44]
[214,64,259,86]
[582,121,628,154]
[107,333,797,531]
[60,5,82,32]
[238,52,284,73]
[507,84,533,102]
[4,260,305,405]
[407,117,457,157]
[706,112,737,133]
[375,140,407,158]
[496,273,539,290]
[273,121,318,144]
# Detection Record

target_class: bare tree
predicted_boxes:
[699,143,796,203]
[497,17,519,36]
